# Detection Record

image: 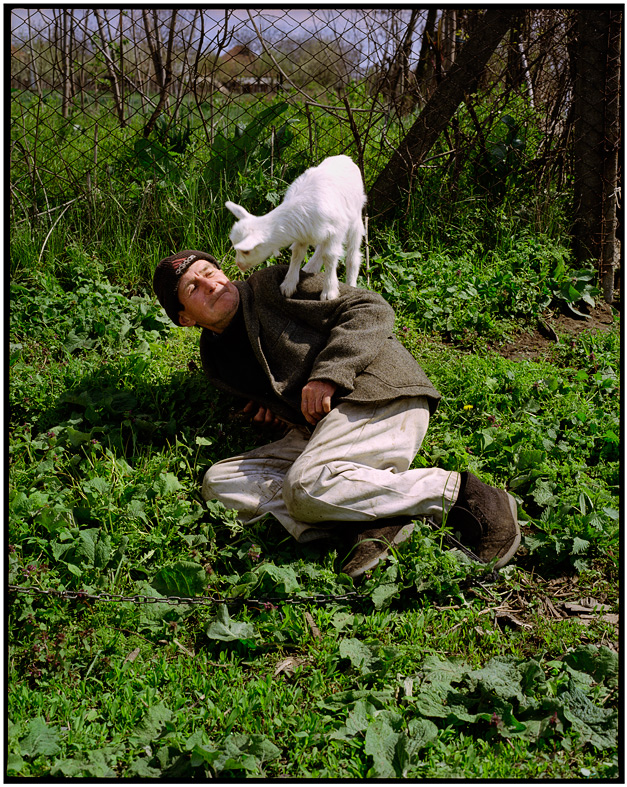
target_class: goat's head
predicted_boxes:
[225,201,280,271]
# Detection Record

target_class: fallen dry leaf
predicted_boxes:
[273,656,304,678]
[561,598,612,615]
[494,609,533,630]
[124,646,140,664]
[304,611,321,640]
[174,638,195,657]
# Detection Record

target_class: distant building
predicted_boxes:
[218,44,278,94]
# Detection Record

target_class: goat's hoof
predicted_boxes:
[320,288,340,301]
[280,279,298,298]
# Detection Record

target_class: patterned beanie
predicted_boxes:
[153,250,221,325]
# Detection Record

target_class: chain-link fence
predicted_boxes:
[9,7,622,299]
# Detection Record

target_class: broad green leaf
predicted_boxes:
[206,605,256,642]
[255,562,299,593]
[564,645,618,687]
[126,499,148,521]
[153,472,182,496]
[467,657,527,704]
[561,681,617,750]
[396,718,438,776]
[243,734,281,761]
[412,686,449,718]
[531,479,558,506]
[570,536,590,555]
[364,717,399,778]
[210,733,278,774]
[151,560,207,597]
[516,448,546,472]
[52,541,73,560]
[318,689,393,711]
[66,426,93,446]
[339,637,377,673]
[75,528,99,564]
[82,476,109,497]
[94,532,112,568]
[422,654,468,684]
[127,758,162,778]
[500,113,517,128]
[131,702,172,746]
[20,718,61,758]
[6,753,26,774]
[51,750,116,778]
[330,698,378,741]
[371,582,399,610]
[189,743,221,769]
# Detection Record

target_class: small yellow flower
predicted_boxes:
[463,404,474,410]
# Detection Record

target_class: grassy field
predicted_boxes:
[8,94,620,779]
[8,244,620,778]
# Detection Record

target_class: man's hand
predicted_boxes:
[242,400,286,429]
[301,380,337,425]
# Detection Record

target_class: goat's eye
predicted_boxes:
[242,250,250,256]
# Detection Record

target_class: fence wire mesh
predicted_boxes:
[9,7,622,294]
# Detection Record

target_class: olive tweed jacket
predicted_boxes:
[199,265,440,425]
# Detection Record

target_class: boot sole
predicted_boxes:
[493,493,521,569]
[344,521,415,579]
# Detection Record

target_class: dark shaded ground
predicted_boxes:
[498,301,618,361]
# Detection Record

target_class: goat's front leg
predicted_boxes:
[302,246,324,273]
[280,242,308,297]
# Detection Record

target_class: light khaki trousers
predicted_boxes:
[202,397,461,543]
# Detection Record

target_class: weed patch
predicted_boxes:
[9,233,619,778]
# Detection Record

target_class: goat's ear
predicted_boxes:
[234,233,262,252]
[225,201,251,220]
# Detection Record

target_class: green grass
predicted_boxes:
[8,84,620,778]
[8,224,620,778]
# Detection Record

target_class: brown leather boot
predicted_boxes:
[446,472,520,568]
[341,517,415,579]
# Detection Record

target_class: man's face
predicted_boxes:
[177,260,240,333]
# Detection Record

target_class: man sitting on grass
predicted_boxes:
[153,250,520,578]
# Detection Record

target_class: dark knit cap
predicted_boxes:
[153,250,221,325]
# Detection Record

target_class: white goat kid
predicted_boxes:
[225,155,366,301]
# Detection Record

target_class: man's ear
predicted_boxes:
[179,312,195,327]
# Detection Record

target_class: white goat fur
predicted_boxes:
[225,155,366,301]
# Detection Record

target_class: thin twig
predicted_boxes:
[37,202,72,267]
[13,196,81,225]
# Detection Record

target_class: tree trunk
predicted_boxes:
[414,7,437,104]
[26,10,42,98]
[368,7,514,218]
[61,10,72,119]
[94,9,126,127]
[601,10,622,303]
[142,10,178,137]
[572,8,622,304]
[441,8,457,72]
